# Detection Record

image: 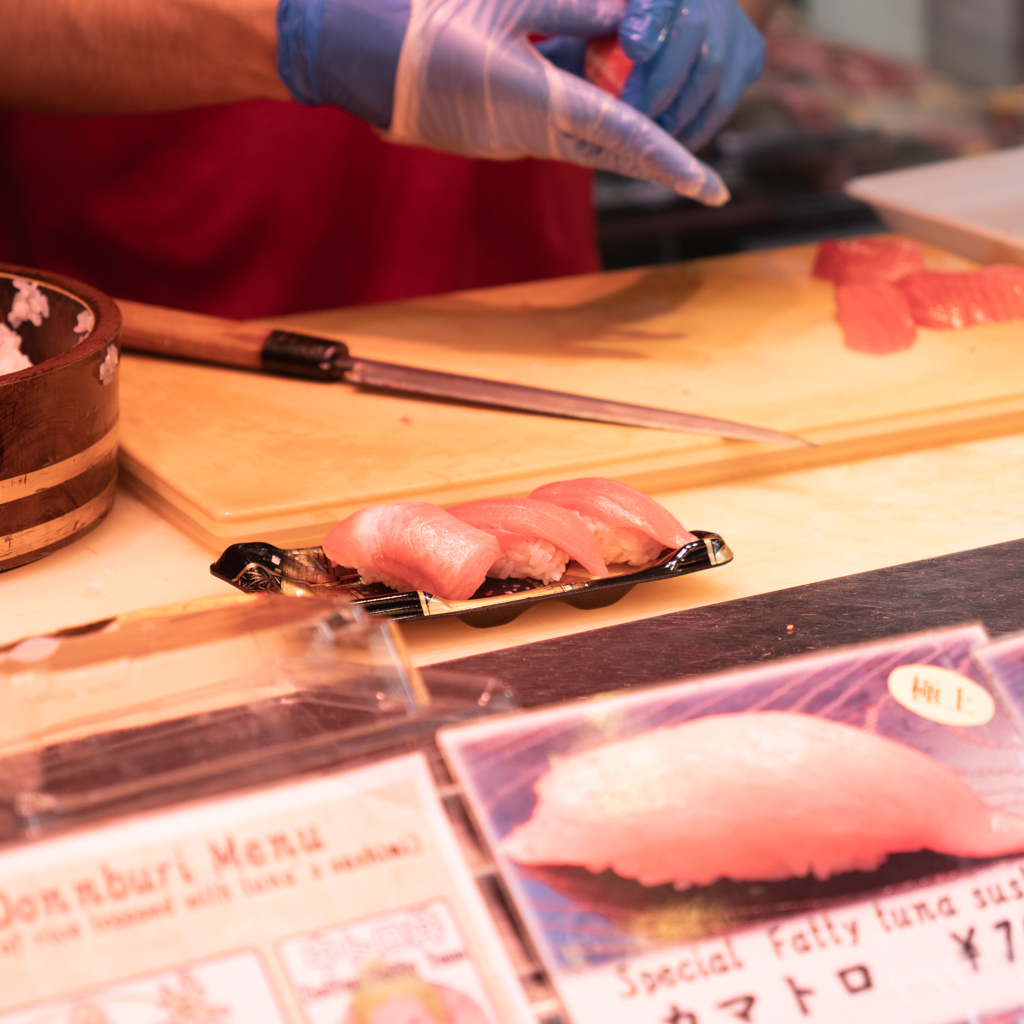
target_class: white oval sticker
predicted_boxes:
[887,664,995,726]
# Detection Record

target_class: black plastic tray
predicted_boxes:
[211,531,733,628]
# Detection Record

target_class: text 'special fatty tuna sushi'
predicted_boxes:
[529,478,694,566]
[812,237,924,284]
[447,498,608,584]
[500,711,1024,889]
[322,502,500,600]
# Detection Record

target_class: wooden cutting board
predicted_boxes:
[118,241,1024,549]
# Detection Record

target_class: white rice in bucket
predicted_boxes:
[0,324,31,376]
[576,514,664,567]
[488,538,569,584]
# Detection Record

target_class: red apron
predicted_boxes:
[0,100,599,319]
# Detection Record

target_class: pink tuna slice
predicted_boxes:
[500,711,1024,888]
[812,237,924,284]
[322,502,500,601]
[897,265,1024,329]
[529,478,694,549]
[447,498,608,578]
[835,282,917,354]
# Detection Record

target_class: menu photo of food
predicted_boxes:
[0,753,534,1024]
[276,900,496,1024]
[439,624,1024,1024]
[0,951,286,1024]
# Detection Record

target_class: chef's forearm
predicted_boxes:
[0,0,290,114]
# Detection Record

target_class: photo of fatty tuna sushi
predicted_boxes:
[438,625,1024,966]
[500,710,1024,887]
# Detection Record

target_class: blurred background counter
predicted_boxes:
[598,0,1024,268]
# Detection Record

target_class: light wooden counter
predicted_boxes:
[5,242,1023,665]
[4,430,1023,664]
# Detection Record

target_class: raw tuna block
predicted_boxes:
[812,237,924,284]
[834,282,917,354]
[897,265,1024,329]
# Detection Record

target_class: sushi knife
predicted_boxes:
[116,300,814,447]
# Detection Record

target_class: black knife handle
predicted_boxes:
[260,331,352,381]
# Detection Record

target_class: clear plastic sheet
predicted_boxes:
[0,596,513,842]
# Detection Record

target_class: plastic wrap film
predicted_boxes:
[0,597,514,839]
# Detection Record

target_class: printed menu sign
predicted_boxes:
[440,625,1024,1024]
[278,900,498,1024]
[0,753,532,1024]
[557,858,1024,1024]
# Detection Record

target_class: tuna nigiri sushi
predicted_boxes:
[529,477,694,567]
[0,324,31,376]
[447,498,608,584]
[500,711,1024,888]
[322,502,500,601]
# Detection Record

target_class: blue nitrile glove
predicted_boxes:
[533,34,589,77]
[276,0,730,205]
[277,0,411,128]
[618,0,765,150]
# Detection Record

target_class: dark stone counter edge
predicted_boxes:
[433,537,1024,706]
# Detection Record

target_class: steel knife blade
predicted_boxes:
[343,355,813,446]
[116,301,815,447]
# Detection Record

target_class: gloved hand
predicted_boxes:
[618,0,765,150]
[276,0,730,205]
[277,0,412,129]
